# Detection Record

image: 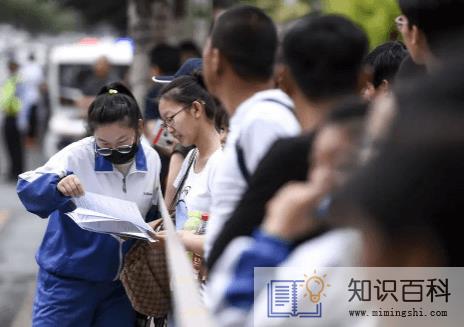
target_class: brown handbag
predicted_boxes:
[120,150,197,317]
[120,240,171,317]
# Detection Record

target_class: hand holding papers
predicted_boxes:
[66,192,155,241]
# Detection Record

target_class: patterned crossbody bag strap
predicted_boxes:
[168,148,198,213]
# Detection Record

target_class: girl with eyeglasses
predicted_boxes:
[152,73,224,261]
[17,82,162,326]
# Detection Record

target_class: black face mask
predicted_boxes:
[104,143,138,165]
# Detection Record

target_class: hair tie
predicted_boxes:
[108,89,118,95]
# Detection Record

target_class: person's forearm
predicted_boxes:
[17,171,74,218]
[183,234,205,255]
[164,152,185,208]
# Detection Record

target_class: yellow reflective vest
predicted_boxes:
[0,75,21,116]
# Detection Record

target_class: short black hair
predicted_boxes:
[283,14,369,101]
[159,73,217,123]
[179,40,201,57]
[87,82,142,134]
[364,41,408,88]
[398,0,464,55]
[211,5,277,82]
[149,43,181,74]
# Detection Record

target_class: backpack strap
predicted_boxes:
[235,142,250,183]
[235,98,295,183]
[261,98,295,116]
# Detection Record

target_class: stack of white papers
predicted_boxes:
[66,192,155,241]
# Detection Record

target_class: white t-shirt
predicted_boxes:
[205,89,301,258]
[174,148,222,215]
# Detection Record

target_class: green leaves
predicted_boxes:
[323,0,401,48]
[0,0,77,33]
[241,0,401,48]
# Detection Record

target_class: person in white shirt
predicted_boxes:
[153,73,223,256]
[202,5,300,258]
[18,53,44,142]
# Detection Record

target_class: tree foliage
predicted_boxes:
[241,0,311,22]
[56,0,128,33]
[0,0,76,33]
[322,0,401,48]
[241,0,401,48]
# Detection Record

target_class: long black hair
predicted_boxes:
[159,72,217,122]
[87,82,142,134]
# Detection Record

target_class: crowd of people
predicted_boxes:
[11,0,464,326]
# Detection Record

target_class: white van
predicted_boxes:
[44,38,133,157]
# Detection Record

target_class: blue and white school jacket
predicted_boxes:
[17,137,161,282]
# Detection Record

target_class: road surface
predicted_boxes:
[0,143,47,327]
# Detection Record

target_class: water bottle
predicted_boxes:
[192,213,208,281]
[195,213,208,235]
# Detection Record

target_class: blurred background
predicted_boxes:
[0,0,401,325]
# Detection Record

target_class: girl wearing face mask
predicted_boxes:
[153,73,223,257]
[17,82,161,327]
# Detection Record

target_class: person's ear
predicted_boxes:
[211,47,222,77]
[357,66,373,95]
[191,100,204,119]
[409,25,433,65]
[378,80,390,93]
[362,82,376,101]
[278,66,294,95]
[414,27,432,54]
[411,25,421,45]
[137,119,144,136]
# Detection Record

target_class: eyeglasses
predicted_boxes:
[160,103,192,129]
[395,15,408,31]
[94,138,135,156]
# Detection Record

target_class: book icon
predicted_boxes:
[267,280,322,318]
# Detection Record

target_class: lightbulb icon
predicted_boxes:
[301,270,330,304]
[306,275,325,303]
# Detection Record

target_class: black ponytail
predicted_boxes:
[87,82,142,134]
